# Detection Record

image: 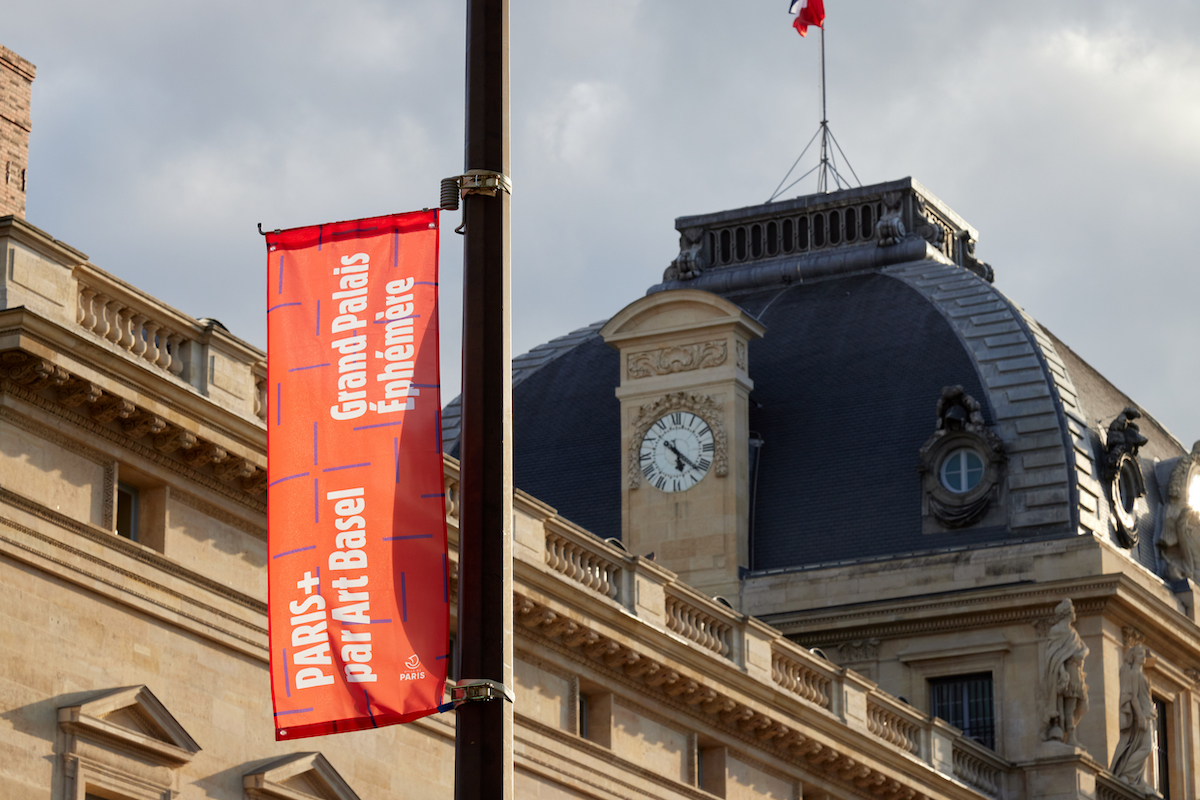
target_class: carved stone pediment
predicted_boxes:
[244,752,361,800]
[57,685,200,765]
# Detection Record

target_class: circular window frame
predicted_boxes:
[940,447,986,494]
[1108,452,1145,548]
[920,430,1004,529]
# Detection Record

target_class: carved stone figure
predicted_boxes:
[1103,406,1149,481]
[936,385,984,432]
[913,196,946,248]
[1160,441,1200,583]
[663,226,707,281]
[1109,644,1155,788]
[875,191,905,246]
[1161,508,1200,583]
[1039,599,1089,746]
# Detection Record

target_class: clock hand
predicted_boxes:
[664,438,702,472]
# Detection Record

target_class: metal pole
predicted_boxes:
[818,24,828,192]
[455,0,513,797]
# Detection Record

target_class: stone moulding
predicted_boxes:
[0,511,267,650]
[515,592,965,800]
[626,340,727,380]
[628,391,728,489]
[2,354,267,509]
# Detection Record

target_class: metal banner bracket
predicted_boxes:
[439,170,512,211]
[447,678,515,708]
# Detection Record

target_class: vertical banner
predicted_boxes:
[265,210,447,739]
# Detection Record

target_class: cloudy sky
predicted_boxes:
[7,1,1198,446]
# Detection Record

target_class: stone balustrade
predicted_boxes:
[952,740,1006,798]
[770,646,834,710]
[77,276,189,377]
[866,695,922,755]
[664,590,734,659]
[1095,774,1149,800]
[544,528,622,602]
[69,263,265,424]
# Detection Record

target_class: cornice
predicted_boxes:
[2,376,266,513]
[779,574,1200,664]
[0,309,266,454]
[766,578,1123,640]
[514,591,997,800]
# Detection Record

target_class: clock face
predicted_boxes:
[639,411,714,493]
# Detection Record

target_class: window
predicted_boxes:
[1152,697,1170,798]
[1118,461,1139,514]
[940,448,984,494]
[115,482,139,541]
[697,744,727,796]
[930,673,994,749]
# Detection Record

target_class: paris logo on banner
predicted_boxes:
[265,210,448,739]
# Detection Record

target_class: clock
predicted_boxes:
[639,411,715,492]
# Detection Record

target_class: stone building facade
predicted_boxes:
[3,42,1199,800]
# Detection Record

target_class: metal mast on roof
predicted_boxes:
[769,24,861,202]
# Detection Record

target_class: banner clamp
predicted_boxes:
[439,170,512,211]
[449,678,515,706]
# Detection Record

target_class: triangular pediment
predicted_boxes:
[57,685,200,765]
[244,752,360,800]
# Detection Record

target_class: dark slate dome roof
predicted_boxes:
[735,272,999,568]
[443,177,1189,573]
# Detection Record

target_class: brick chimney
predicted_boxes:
[0,46,35,219]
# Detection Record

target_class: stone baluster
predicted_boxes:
[155,328,174,370]
[143,323,161,366]
[129,314,148,357]
[116,308,136,349]
[93,294,112,339]
[104,303,124,344]
[167,333,184,375]
[78,286,96,326]
[106,303,128,344]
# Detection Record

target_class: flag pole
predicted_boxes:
[818,24,828,193]
[455,0,514,796]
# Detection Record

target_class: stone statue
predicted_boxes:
[1109,644,1155,788]
[1159,441,1200,583]
[1040,599,1089,746]
[663,227,706,282]
[935,385,984,432]
[1103,406,1149,481]
[1160,507,1200,583]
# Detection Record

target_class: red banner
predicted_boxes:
[265,210,448,740]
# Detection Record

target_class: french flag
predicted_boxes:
[788,0,825,37]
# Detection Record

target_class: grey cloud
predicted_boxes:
[6,0,1196,445]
